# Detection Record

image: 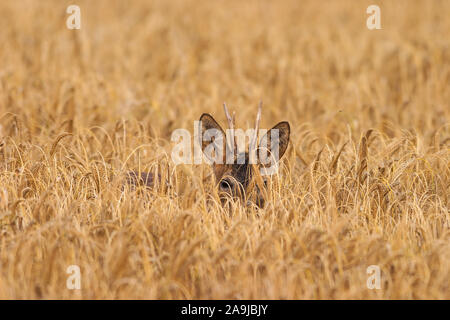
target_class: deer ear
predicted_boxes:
[199,113,226,163]
[258,121,290,162]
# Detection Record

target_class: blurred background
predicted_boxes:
[1,0,448,141]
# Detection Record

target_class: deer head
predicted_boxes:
[199,103,290,208]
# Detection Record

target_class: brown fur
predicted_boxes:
[126,170,156,189]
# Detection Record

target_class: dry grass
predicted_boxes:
[0,0,449,299]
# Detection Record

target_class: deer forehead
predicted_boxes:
[214,162,253,188]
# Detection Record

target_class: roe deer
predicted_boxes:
[127,103,290,208]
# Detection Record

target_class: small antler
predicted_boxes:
[223,103,235,152]
[249,101,262,160]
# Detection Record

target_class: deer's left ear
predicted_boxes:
[199,113,227,164]
[258,121,290,160]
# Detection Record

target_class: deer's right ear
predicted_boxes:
[199,114,226,164]
[258,121,290,162]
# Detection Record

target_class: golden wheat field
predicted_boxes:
[0,0,449,300]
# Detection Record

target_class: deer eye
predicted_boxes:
[219,179,232,190]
